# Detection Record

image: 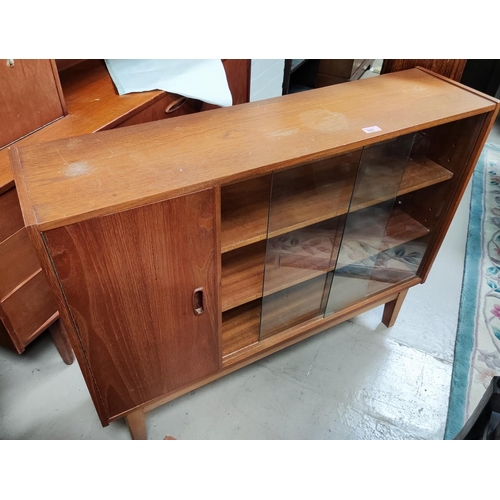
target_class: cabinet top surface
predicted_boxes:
[11,68,498,231]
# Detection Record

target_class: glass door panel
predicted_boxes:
[325,134,416,315]
[259,151,361,339]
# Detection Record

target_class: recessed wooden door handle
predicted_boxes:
[165,97,187,114]
[192,287,205,315]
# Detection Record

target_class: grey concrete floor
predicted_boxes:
[1,84,499,441]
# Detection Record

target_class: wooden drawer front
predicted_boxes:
[0,188,24,243]
[0,227,41,299]
[114,94,198,129]
[1,270,58,346]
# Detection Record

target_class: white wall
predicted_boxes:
[250,59,285,102]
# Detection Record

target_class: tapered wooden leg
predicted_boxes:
[125,408,147,440]
[49,319,75,365]
[382,289,408,327]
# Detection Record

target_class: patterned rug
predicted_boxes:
[445,142,500,439]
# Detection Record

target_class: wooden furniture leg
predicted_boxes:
[125,408,147,440]
[48,319,75,365]
[382,289,408,327]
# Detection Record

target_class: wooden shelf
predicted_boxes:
[221,155,452,253]
[222,218,342,312]
[221,175,272,253]
[222,206,429,349]
[222,300,261,357]
[221,208,429,312]
[335,207,429,270]
[221,241,266,311]
[222,274,329,356]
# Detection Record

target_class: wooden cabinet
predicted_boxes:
[0,59,249,356]
[10,68,499,438]
[0,187,59,353]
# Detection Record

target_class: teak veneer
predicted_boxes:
[10,68,500,439]
[0,59,250,356]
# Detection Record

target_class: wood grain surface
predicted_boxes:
[0,269,58,346]
[382,289,409,327]
[0,59,65,149]
[43,190,219,418]
[0,188,24,243]
[381,60,467,81]
[0,227,41,299]
[11,68,497,231]
[221,154,452,253]
[221,300,261,356]
[48,319,75,365]
[0,59,250,193]
[221,175,272,252]
[221,207,429,313]
[143,278,421,413]
[399,114,493,281]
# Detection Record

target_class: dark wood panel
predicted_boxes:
[222,59,251,105]
[0,269,58,346]
[55,59,86,72]
[381,60,467,81]
[0,227,41,299]
[44,190,219,418]
[48,319,75,365]
[0,188,24,243]
[199,59,251,110]
[0,59,65,149]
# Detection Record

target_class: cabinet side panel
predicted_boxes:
[22,225,110,425]
[43,190,219,419]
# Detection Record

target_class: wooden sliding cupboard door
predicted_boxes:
[43,190,219,420]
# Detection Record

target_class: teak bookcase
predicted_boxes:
[10,68,500,439]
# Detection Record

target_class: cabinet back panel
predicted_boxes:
[44,190,219,419]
